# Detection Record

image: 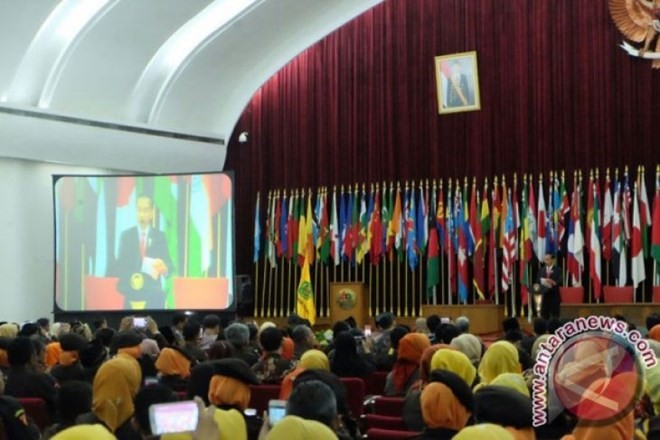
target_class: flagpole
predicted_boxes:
[81,243,85,310]
[390,255,394,313]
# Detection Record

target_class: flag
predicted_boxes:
[639,168,652,257]
[612,181,628,286]
[447,181,457,296]
[632,183,646,288]
[253,192,261,263]
[519,179,529,306]
[339,190,348,260]
[297,193,308,266]
[623,174,632,241]
[525,178,537,261]
[502,189,515,292]
[330,189,340,266]
[319,191,330,263]
[417,183,428,253]
[188,175,216,276]
[280,192,288,258]
[437,182,447,252]
[488,181,500,298]
[586,172,594,246]
[356,189,370,263]
[114,176,137,259]
[602,176,613,261]
[296,254,316,325]
[567,180,585,286]
[590,183,602,299]
[351,189,360,262]
[406,187,418,270]
[558,174,570,246]
[342,191,354,261]
[457,189,470,304]
[469,182,479,257]
[473,184,487,300]
[287,192,297,260]
[274,193,282,257]
[546,175,557,255]
[652,170,660,280]
[537,179,547,260]
[427,226,440,296]
[390,186,402,254]
[305,192,314,264]
[512,179,520,261]
[381,185,391,257]
[370,188,384,265]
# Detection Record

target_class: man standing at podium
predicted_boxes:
[116,194,172,309]
[537,253,562,319]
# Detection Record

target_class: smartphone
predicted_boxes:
[149,400,199,435]
[364,325,372,337]
[144,376,159,386]
[133,317,147,328]
[268,400,287,427]
[440,317,451,324]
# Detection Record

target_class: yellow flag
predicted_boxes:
[296,254,316,325]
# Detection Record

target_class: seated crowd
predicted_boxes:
[0,311,658,439]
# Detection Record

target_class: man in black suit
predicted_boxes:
[116,194,172,309]
[537,253,562,319]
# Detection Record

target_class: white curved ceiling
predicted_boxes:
[0,0,382,173]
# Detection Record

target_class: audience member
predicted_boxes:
[207,340,236,360]
[293,369,360,440]
[455,316,470,334]
[0,375,40,439]
[200,314,222,351]
[426,315,441,343]
[50,332,87,385]
[5,336,57,417]
[225,323,259,366]
[181,321,207,363]
[520,317,547,356]
[450,333,483,369]
[131,384,177,438]
[647,313,660,336]
[418,370,474,439]
[330,331,375,378]
[474,385,534,439]
[476,341,521,389]
[372,312,396,366]
[385,333,430,396]
[415,317,430,334]
[265,415,337,440]
[291,325,317,360]
[43,380,92,439]
[280,349,330,400]
[435,323,460,344]
[171,312,188,346]
[286,380,338,430]
[252,327,295,383]
[155,347,193,391]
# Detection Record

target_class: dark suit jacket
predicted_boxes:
[116,226,173,297]
[537,264,562,298]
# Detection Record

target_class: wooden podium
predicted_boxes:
[329,282,368,328]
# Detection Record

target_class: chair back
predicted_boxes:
[366,371,389,395]
[17,398,49,431]
[365,428,420,439]
[248,384,281,414]
[339,377,365,417]
[362,414,407,431]
[373,396,405,417]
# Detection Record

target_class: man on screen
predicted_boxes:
[116,194,173,309]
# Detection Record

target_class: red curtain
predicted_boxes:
[226,0,660,277]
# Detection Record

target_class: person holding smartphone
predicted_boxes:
[207,358,262,439]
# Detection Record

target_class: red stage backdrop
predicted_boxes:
[225,0,660,277]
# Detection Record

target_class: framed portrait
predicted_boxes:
[435,51,481,115]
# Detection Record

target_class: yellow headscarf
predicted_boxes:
[92,353,142,432]
[299,349,330,371]
[478,341,521,385]
[420,382,471,431]
[163,408,247,440]
[490,372,530,397]
[454,424,515,439]
[430,349,477,387]
[208,375,251,411]
[267,415,337,440]
[155,348,191,378]
[647,364,660,415]
[51,424,117,439]
[0,323,18,338]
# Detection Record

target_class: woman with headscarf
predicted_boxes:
[266,415,338,440]
[560,372,638,440]
[279,349,330,400]
[207,358,259,440]
[474,383,535,440]
[207,340,236,360]
[77,351,142,440]
[648,324,660,342]
[415,370,474,439]
[476,341,521,389]
[330,332,376,378]
[430,349,477,388]
[155,347,194,391]
[384,333,431,396]
[450,333,483,369]
[454,424,515,439]
[402,345,454,432]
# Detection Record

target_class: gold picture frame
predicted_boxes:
[435,51,481,115]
